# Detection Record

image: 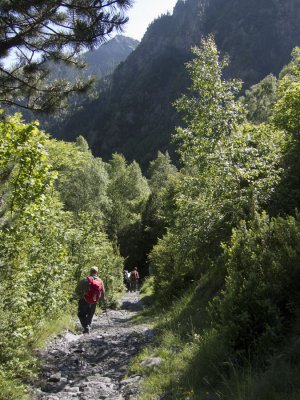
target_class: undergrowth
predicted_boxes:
[0,307,75,400]
[132,276,300,400]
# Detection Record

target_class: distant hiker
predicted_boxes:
[124,270,130,291]
[76,266,105,334]
[130,267,139,292]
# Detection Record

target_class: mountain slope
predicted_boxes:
[37,35,139,131]
[52,0,300,167]
[48,35,139,82]
[84,35,139,78]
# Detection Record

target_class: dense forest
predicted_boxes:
[1,0,300,399]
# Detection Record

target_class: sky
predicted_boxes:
[123,0,178,41]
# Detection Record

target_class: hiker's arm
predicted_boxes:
[100,280,106,303]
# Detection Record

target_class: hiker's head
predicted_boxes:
[134,267,137,271]
[90,266,98,275]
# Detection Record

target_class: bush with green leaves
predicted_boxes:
[0,114,72,381]
[212,212,300,359]
[269,47,300,215]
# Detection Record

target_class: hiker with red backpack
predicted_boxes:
[130,267,139,292]
[76,266,105,334]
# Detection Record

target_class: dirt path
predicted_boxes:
[33,292,153,400]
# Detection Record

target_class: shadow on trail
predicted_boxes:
[121,299,144,313]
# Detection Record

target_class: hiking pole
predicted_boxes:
[103,300,111,325]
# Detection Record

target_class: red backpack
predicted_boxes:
[84,276,103,304]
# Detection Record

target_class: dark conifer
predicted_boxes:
[0,0,132,112]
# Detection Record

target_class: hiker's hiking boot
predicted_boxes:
[83,325,91,334]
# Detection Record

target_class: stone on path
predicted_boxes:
[32,292,151,400]
[140,357,162,368]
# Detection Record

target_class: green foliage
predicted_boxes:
[140,152,178,272]
[146,151,178,229]
[212,212,300,358]
[129,281,227,400]
[269,47,300,215]
[273,48,300,136]
[150,37,246,297]
[174,35,244,166]
[104,153,150,272]
[0,115,72,386]
[106,153,150,238]
[46,138,109,215]
[150,231,188,301]
[147,151,177,192]
[0,0,133,112]
[240,74,278,124]
[67,212,124,301]
[0,113,55,215]
[151,36,285,301]
[0,113,125,395]
[143,39,300,400]
[0,371,29,400]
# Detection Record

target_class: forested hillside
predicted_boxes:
[26,35,139,133]
[50,0,300,167]
[47,35,139,85]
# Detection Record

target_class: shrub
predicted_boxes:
[212,212,300,359]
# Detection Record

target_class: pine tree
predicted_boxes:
[0,0,132,112]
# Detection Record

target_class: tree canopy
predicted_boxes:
[0,0,132,112]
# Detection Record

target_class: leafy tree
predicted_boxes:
[46,137,109,215]
[240,74,278,124]
[76,135,90,152]
[147,151,177,193]
[273,47,300,136]
[0,113,55,217]
[105,153,150,270]
[0,0,132,112]
[150,36,285,300]
[167,36,247,280]
[0,113,72,380]
[66,211,123,301]
[141,152,178,257]
[174,35,245,171]
[270,47,300,214]
[122,151,179,276]
[105,153,150,240]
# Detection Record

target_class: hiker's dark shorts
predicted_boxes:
[78,298,97,328]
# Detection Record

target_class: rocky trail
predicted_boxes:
[32,292,154,400]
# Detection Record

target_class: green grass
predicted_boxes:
[129,275,223,399]
[221,335,300,400]
[139,276,155,306]
[0,374,30,400]
[130,275,300,400]
[32,307,76,349]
